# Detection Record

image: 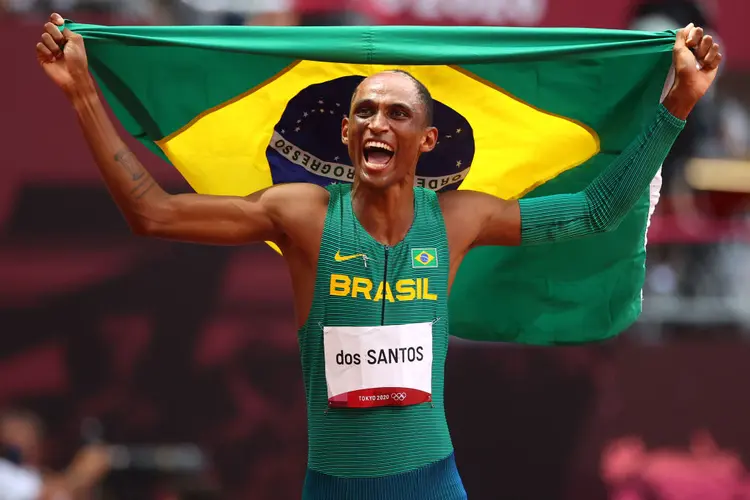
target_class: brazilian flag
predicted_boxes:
[66,22,677,345]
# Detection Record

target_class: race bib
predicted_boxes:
[323,322,433,408]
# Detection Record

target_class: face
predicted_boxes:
[342,72,438,190]
[0,416,42,467]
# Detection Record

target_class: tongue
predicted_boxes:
[368,151,392,165]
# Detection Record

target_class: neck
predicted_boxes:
[351,178,414,247]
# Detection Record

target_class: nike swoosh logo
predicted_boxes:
[335,251,366,262]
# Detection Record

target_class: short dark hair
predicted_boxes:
[351,70,434,126]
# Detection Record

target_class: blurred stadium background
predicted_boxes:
[2,0,750,498]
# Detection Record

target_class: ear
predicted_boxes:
[420,126,438,153]
[341,117,349,144]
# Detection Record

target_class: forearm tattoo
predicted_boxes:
[115,148,156,199]
[114,149,146,181]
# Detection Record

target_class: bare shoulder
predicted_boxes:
[437,189,520,249]
[262,182,330,218]
[437,190,482,241]
[437,189,514,215]
[262,182,330,251]
[436,189,467,213]
[437,189,491,222]
[263,182,330,203]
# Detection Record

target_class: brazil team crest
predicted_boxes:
[411,248,438,269]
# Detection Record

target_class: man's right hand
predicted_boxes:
[36,13,91,97]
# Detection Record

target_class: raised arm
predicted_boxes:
[444,23,720,252]
[67,85,311,245]
[36,13,326,247]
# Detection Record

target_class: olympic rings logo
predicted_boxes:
[391,392,407,402]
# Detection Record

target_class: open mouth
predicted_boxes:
[363,141,395,170]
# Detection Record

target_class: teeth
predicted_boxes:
[364,141,394,152]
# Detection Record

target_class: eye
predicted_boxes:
[391,108,409,119]
[355,106,374,117]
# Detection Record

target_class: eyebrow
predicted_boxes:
[353,98,416,112]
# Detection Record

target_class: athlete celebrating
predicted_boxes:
[36,13,720,500]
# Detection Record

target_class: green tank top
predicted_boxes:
[298,183,454,478]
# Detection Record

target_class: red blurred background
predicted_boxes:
[3,0,750,499]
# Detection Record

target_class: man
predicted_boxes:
[0,409,44,500]
[0,409,110,500]
[35,12,720,499]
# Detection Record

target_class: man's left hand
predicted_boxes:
[663,23,722,120]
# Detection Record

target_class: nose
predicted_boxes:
[368,109,389,134]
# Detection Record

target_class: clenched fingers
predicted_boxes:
[36,42,54,61]
[695,34,713,60]
[45,21,65,44]
[50,12,65,26]
[686,26,703,49]
[40,32,62,59]
[702,43,722,70]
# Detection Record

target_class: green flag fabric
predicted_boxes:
[65,21,677,345]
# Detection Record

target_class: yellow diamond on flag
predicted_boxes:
[416,252,434,265]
